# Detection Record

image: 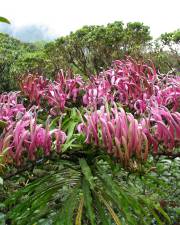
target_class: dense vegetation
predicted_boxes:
[0,21,180,92]
[0,57,179,224]
[0,20,179,225]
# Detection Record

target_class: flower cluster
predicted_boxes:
[78,104,149,166]
[19,58,180,115]
[20,71,83,112]
[0,57,179,166]
[143,106,180,152]
[0,110,66,165]
[20,74,49,105]
[78,103,180,165]
[0,92,25,122]
[46,71,83,112]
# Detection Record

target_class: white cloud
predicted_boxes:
[1,0,180,38]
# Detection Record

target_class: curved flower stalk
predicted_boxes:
[78,104,149,167]
[55,71,84,102]
[18,58,180,115]
[143,107,180,153]
[133,75,180,114]
[0,92,26,122]
[0,103,25,122]
[107,58,157,105]
[0,111,66,165]
[47,72,83,110]
[46,83,67,111]
[83,79,113,107]
[134,99,147,114]
[81,58,159,112]
[157,83,180,112]
[20,72,84,112]
[20,74,49,105]
[0,91,20,104]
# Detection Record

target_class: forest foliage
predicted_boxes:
[0,21,179,92]
[0,20,180,225]
[0,57,179,224]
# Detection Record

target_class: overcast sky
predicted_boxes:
[1,0,180,40]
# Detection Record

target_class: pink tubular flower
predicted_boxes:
[141,106,180,154]
[50,129,67,153]
[19,71,83,114]
[0,111,66,165]
[0,92,26,122]
[20,74,49,105]
[1,57,179,166]
[46,84,67,111]
[78,104,150,166]
[83,79,113,107]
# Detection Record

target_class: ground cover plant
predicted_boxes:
[0,57,179,225]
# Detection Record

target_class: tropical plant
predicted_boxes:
[0,57,179,225]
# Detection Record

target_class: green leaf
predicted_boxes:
[156,205,171,223]
[5,168,81,224]
[79,158,95,190]
[82,178,96,225]
[75,195,84,225]
[66,121,77,142]
[49,116,61,129]
[99,194,122,225]
[54,188,79,225]
[95,194,111,225]
[97,171,148,225]
[61,138,76,152]
[0,17,10,24]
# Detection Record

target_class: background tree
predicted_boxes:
[0,33,30,91]
[160,29,180,72]
[44,21,152,76]
[145,29,180,74]
[0,21,179,92]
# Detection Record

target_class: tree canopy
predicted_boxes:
[0,21,179,92]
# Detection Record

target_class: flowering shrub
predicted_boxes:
[0,58,179,166]
[0,110,66,165]
[0,57,179,225]
[78,104,149,167]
